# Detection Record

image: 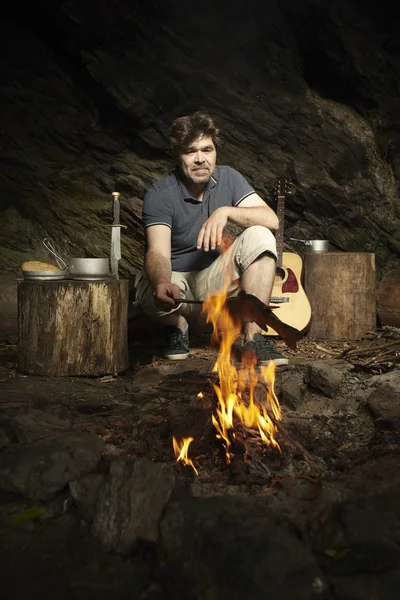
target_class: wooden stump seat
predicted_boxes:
[304,252,376,340]
[18,279,129,376]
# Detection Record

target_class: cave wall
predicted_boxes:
[0,0,399,277]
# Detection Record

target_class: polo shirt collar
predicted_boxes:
[175,167,218,202]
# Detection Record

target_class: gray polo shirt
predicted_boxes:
[142,165,255,272]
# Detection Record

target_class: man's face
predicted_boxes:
[177,135,217,185]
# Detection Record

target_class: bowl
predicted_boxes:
[307,240,329,252]
[69,258,110,280]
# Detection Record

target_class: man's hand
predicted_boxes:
[153,281,181,311]
[197,206,230,251]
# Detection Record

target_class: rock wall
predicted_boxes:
[0,0,399,276]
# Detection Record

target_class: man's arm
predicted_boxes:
[145,225,181,309]
[197,192,279,251]
[229,193,279,230]
[145,225,172,287]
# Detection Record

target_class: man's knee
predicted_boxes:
[236,226,277,266]
[135,271,160,316]
[240,225,276,246]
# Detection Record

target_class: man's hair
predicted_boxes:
[169,112,221,158]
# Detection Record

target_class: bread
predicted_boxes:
[21,261,61,272]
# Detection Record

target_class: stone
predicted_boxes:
[366,386,400,430]
[69,473,105,522]
[307,361,344,398]
[367,369,400,393]
[312,485,400,577]
[11,410,69,443]
[160,495,325,600]
[0,429,9,450]
[280,373,305,408]
[332,571,400,600]
[92,458,175,554]
[132,367,164,387]
[0,432,104,501]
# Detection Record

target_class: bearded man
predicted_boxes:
[135,111,288,365]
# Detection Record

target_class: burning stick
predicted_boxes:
[178,291,303,350]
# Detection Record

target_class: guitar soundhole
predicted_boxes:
[275,266,285,281]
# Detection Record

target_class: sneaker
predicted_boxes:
[242,334,289,366]
[164,326,189,360]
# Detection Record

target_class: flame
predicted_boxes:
[203,282,282,464]
[172,436,198,475]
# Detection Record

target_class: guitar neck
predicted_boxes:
[275,195,285,268]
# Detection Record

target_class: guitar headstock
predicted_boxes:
[274,177,293,199]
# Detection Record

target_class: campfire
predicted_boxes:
[173,281,283,475]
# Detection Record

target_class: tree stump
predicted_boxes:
[304,252,376,340]
[18,279,129,376]
[377,268,400,328]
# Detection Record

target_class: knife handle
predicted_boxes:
[112,192,121,224]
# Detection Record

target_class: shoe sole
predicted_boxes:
[259,358,289,366]
[164,353,189,360]
[232,355,289,367]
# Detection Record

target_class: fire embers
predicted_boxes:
[172,281,283,476]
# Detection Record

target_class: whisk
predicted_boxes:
[42,238,68,270]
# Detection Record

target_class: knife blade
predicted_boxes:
[111,192,121,280]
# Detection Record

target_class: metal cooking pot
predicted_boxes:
[69,258,110,280]
[290,238,329,252]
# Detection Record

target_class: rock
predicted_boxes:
[307,361,344,398]
[312,485,400,577]
[132,367,164,387]
[367,369,400,393]
[0,432,104,501]
[160,495,325,600]
[69,473,105,522]
[280,373,305,408]
[366,386,400,430]
[133,364,211,389]
[332,571,400,600]
[92,458,175,554]
[11,410,69,443]
[0,429,9,450]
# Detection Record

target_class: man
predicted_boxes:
[136,111,288,365]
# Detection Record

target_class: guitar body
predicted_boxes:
[264,251,312,336]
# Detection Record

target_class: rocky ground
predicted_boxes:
[0,324,400,599]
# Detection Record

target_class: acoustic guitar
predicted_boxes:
[264,177,312,336]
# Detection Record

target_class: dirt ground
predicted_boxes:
[0,322,400,599]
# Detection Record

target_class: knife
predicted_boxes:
[111,192,121,280]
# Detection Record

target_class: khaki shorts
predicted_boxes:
[135,225,277,317]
